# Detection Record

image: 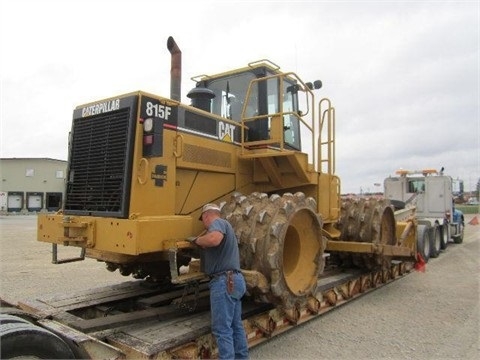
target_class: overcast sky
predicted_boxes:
[1,0,478,193]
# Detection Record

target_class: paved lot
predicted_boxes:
[0,214,478,359]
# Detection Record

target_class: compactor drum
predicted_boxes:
[221,192,324,309]
[335,197,397,269]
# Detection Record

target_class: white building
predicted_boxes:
[0,158,67,213]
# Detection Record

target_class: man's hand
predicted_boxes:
[186,236,197,244]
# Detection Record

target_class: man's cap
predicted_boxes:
[199,203,221,220]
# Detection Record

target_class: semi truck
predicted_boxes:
[384,168,465,263]
[0,37,419,359]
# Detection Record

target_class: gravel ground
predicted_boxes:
[0,214,478,360]
[0,215,125,303]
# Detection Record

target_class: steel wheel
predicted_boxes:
[336,197,396,269]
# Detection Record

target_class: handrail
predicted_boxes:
[319,98,336,175]
[248,59,281,71]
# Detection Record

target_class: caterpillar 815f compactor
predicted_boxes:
[37,37,417,316]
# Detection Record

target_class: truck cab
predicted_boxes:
[384,169,465,260]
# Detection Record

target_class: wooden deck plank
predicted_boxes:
[107,312,212,356]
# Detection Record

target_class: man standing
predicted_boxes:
[189,203,249,360]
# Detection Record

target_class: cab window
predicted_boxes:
[207,72,258,121]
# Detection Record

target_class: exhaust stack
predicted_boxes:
[167,36,181,102]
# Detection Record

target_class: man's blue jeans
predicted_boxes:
[209,272,249,360]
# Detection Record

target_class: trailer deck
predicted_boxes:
[8,261,413,359]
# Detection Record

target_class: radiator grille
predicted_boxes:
[65,108,134,217]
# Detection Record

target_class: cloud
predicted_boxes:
[1,0,478,193]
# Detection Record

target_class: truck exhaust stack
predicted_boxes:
[167,36,181,101]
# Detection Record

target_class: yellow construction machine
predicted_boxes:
[37,36,417,315]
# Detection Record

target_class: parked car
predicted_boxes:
[466,198,479,205]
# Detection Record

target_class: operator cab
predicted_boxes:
[188,61,312,151]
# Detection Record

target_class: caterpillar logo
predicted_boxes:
[218,121,235,142]
[81,99,120,117]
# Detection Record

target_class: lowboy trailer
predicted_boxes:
[1,260,413,359]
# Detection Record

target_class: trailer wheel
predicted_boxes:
[440,223,449,250]
[416,224,431,263]
[0,322,75,359]
[430,225,441,258]
[0,314,32,325]
[0,306,39,323]
[390,199,406,211]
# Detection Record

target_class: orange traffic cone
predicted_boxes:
[415,252,426,272]
[468,216,479,225]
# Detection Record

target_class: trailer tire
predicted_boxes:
[0,307,39,323]
[390,200,406,211]
[430,224,441,258]
[0,322,75,359]
[440,223,449,250]
[453,230,464,244]
[0,314,32,325]
[416,224,431,263]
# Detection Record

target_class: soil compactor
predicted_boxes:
[1,37,418,359]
